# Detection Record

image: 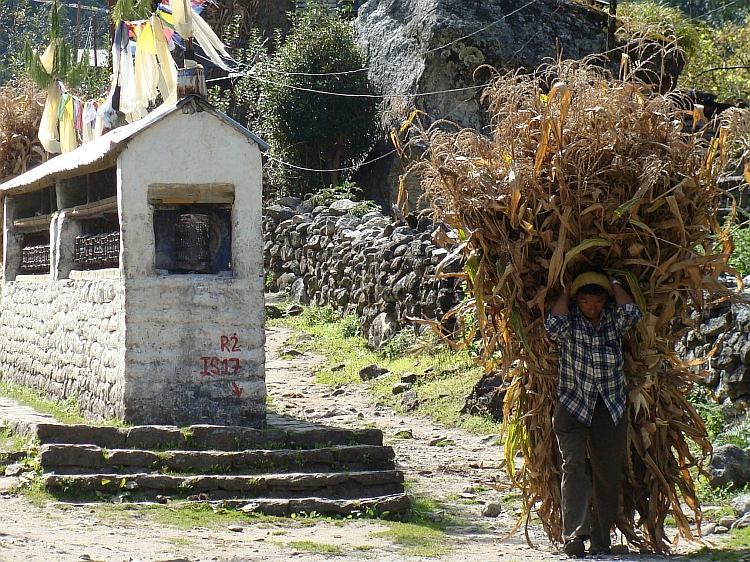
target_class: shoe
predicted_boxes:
[564,538,586,558]
[588,545,611,556]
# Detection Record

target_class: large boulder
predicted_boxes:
[354,0,608,206]
[708,444,750,488]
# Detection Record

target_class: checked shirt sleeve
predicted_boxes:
[614,302,643,336]
[544,313,571,343]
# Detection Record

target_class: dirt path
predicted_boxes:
[0,326,720,561]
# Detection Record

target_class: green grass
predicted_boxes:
[166,537,197,548]
[141,502,278,530]
[690,526,750,560]
[0,381,87,424]
[269,305,503,436]
[0,426,31,453]
[0,381,127,427]
[287,540,344,555]
[371,521,450,556]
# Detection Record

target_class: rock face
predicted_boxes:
[354,0,608,206]
[263,200,462,345]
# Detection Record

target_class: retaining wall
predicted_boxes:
[263,198,462,346]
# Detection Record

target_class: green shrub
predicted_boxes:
[257,2,380,196]
[340,314,360,338]
[730,223,750,277]
[300,305,339,327]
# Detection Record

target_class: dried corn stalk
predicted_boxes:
[0,80,46,182]
[412,57,749,553]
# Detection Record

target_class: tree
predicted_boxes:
[0,0,49,85]
[256,3,379,196]
[620,1,750,102]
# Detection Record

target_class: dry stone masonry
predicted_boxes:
[0,280,125,420]
[264,198,462,346]
[676,276,750,418]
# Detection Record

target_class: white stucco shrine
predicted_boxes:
[0,94,269,426]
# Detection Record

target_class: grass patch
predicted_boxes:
[166,537,197,548]
[15,475,50,507]
[690,526,750,560]
[372,521,450,556]
[0,381,125,427]
[0,426,30,453]
[144,502,279,529]
[287,540,344,555]
[272,305,503,436]
[0,381,87,424]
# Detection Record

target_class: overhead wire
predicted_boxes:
[209,0,545,80]
[264,149,398,173]
[223,0,717,174]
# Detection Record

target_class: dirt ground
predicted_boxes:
[0,325,728,562]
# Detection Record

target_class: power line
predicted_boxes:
[264,148,398,173]
[204,67,487,99]
[425,0,541,55]
[237,0,544,80]
[253,75,485,99]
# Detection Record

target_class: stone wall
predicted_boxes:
[264,198,462,346]
[676,278,750,418]
[0,278,126,420]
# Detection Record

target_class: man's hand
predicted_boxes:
[550,284,570,317]
[609,276,635,307]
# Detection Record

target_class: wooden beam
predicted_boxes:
[13,214,52,231]
[148,183,235,205]
[66,196,118,218]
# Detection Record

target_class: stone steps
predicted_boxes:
[44,470,405,500]
[12,420,383,450]
[9,415,410,516]
[39,443,396,475]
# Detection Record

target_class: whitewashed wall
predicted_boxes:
[117,109,266,426]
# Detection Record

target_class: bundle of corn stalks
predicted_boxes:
[411,57,750,553]
[0,80,46,182]
[203,0,263,43]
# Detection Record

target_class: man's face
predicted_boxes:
[576,292,607,324]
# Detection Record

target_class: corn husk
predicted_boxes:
[411,57,749,553]
[0,80,47,181]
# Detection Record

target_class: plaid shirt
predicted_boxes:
[544,301,643,426]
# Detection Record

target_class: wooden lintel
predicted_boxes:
[148,183,235,205]
[67,196,118,218]
[13,214,52,231]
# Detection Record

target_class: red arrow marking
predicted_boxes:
[231,382,243,397]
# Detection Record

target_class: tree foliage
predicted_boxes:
[256,3,379,196]
[206,16,266,131]
[621,0,750,103]
[663,0,749,27]
[0,0,50,85]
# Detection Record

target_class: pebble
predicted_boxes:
[392,382,412,394]
[228,525,244,532]
[481,503,502,517]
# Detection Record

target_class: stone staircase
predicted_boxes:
[9,414,410,517]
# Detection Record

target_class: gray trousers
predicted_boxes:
[552,396,628,549]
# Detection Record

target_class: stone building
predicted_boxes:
[0,94,269,427]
